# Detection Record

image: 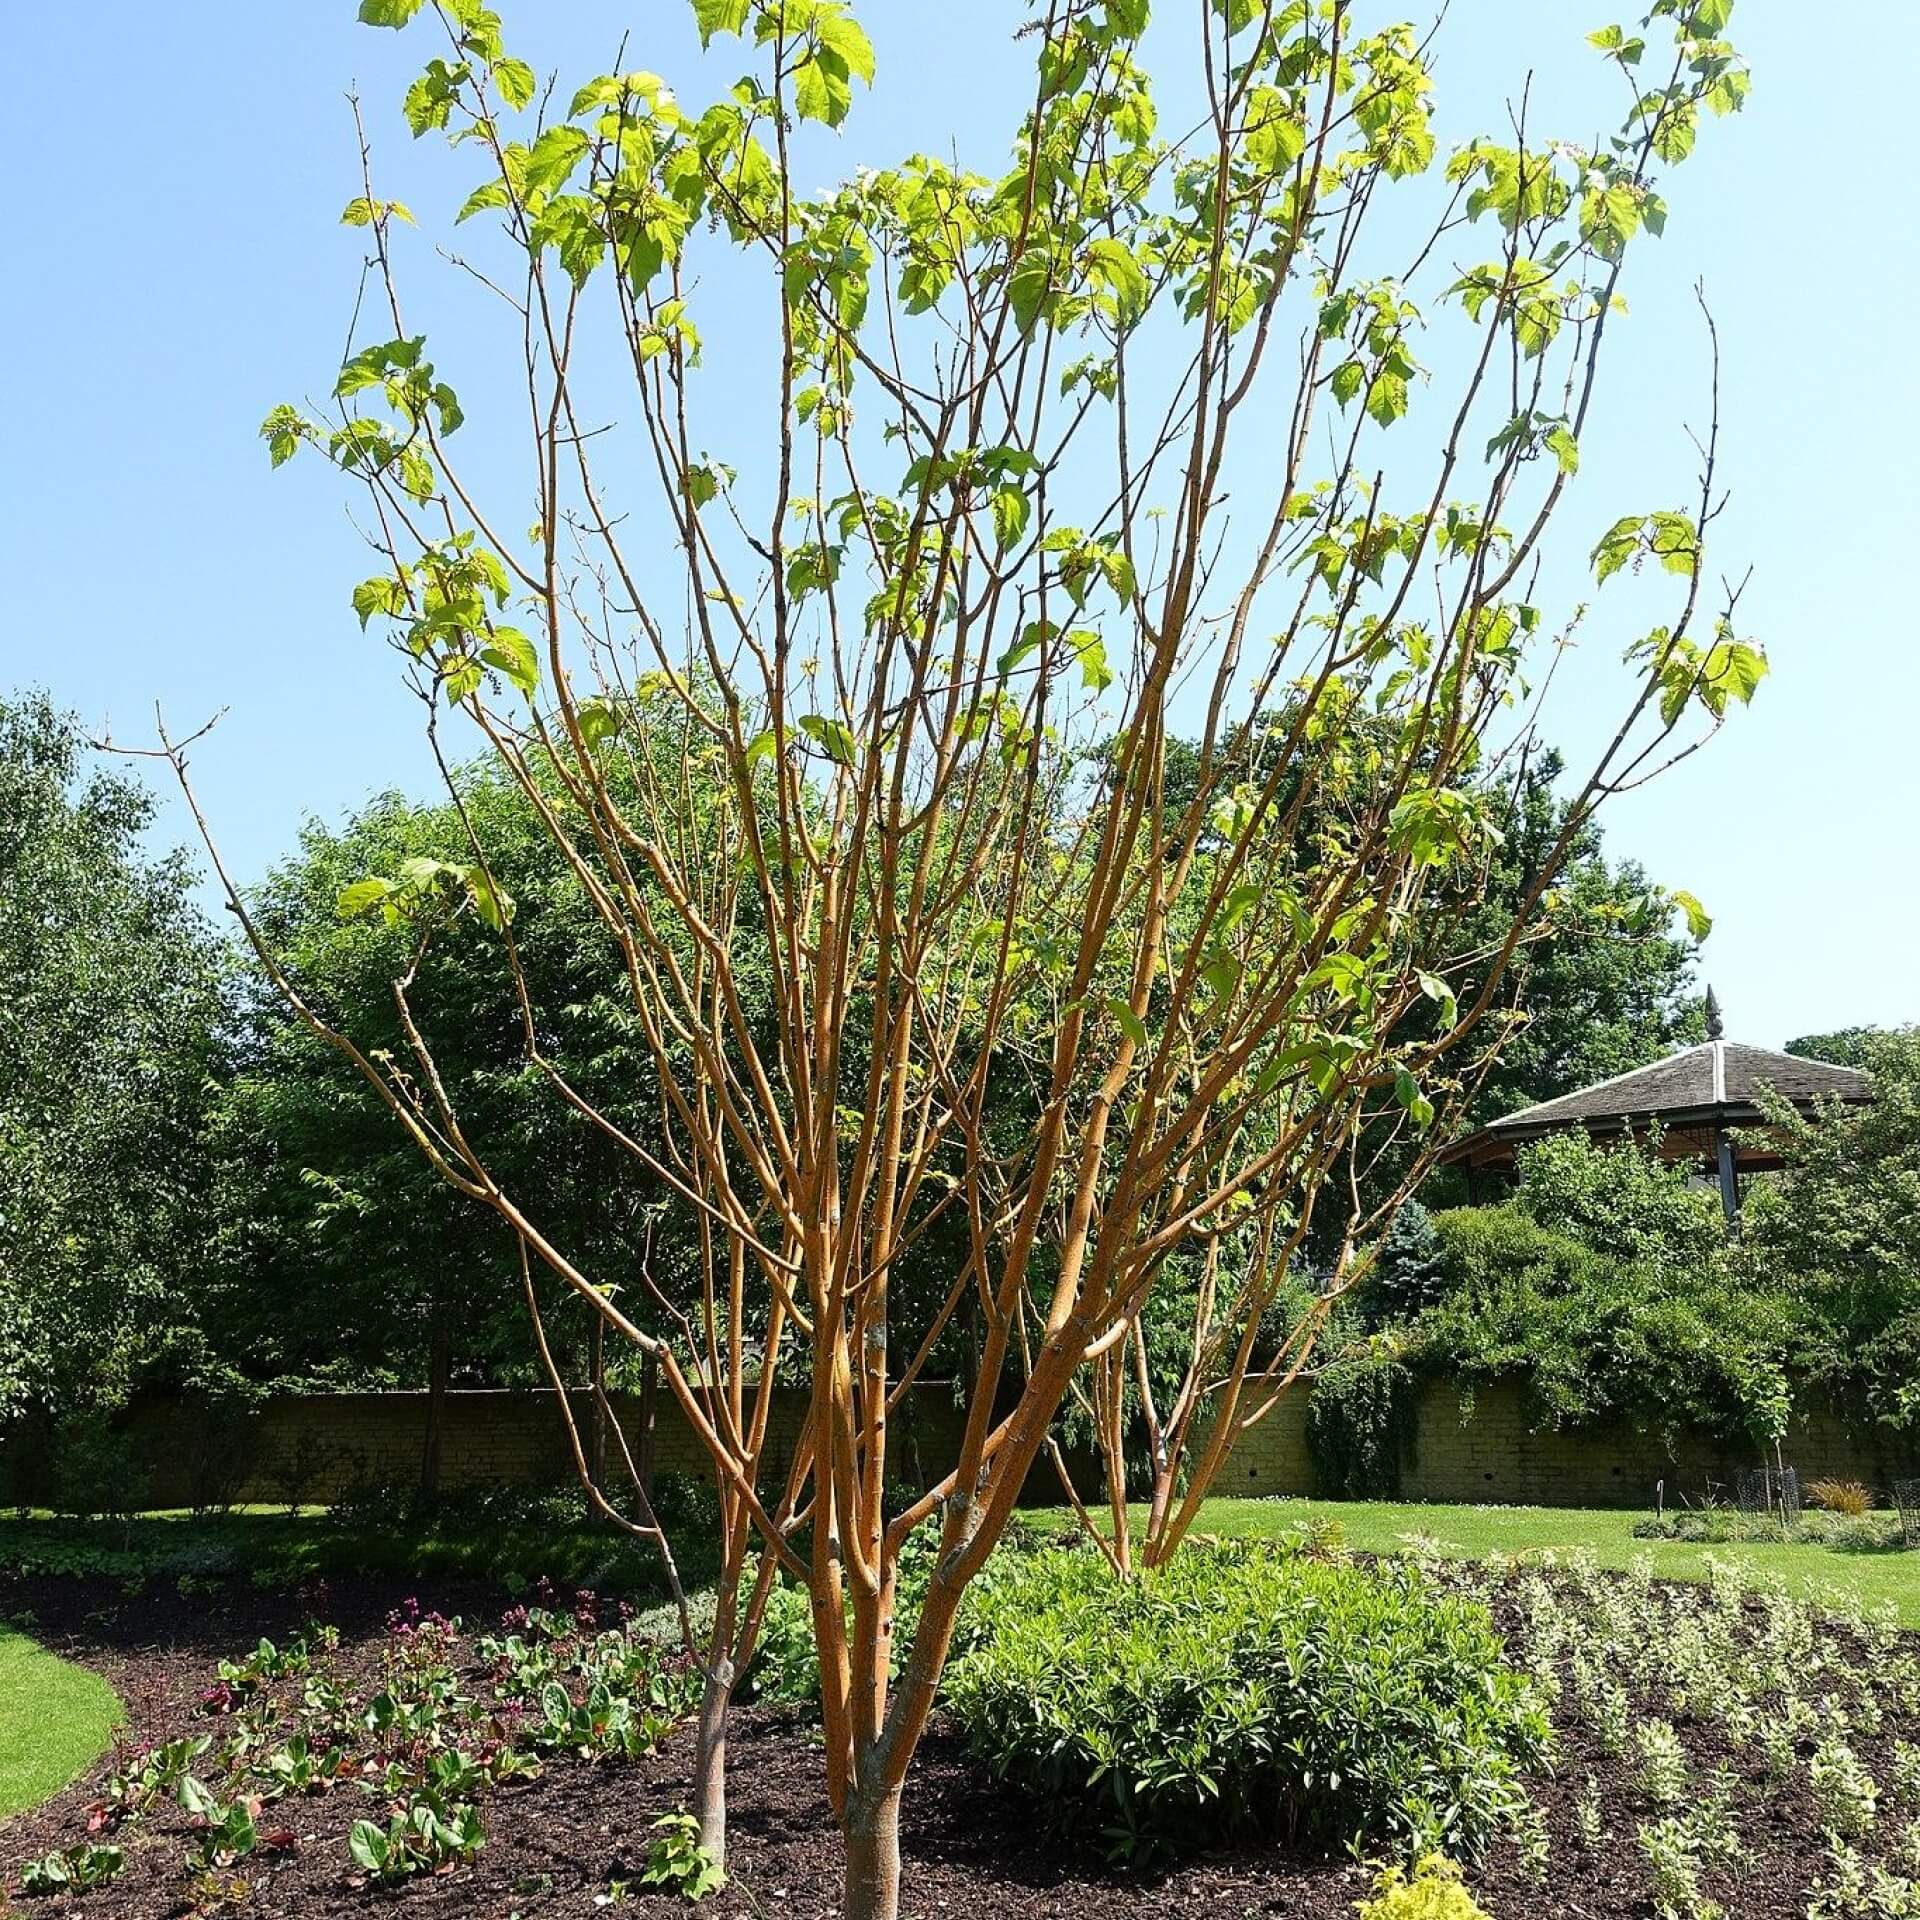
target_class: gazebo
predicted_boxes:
[1438,991,1873,1219]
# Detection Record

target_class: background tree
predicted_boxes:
[212,768,680,1499]
[1735,1030,1920,1441]
[0,692,232,1460]
[1785,1025,1885,1070]
[1464,751,1705,1124]
[187,0,1759,1910]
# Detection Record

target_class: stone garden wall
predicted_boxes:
[1223,1375,1918,1508]
[11,1377,1913,1513]
[102,1383,973,1512]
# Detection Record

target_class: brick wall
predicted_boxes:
[1223,1376,1918,1508]
[102,1383,973,1511]
[17,1376,1913,1513]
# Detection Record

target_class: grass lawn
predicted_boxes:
[1181,1496,1920,1625]
[0,1625,121,1820]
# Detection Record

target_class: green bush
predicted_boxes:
[1358,1853,1491,1919]
[47,1414,148,1520]
[1633,1508,1905,1552]
[1307,1339,1419,1497]
[1420,1206,1791,1446]
[1509,1129,1723,1276]
[1732,1029,1920,1439]
[945,1542,1544,1859]
[741,1515,1049,1708]
[744,1579,820,1705]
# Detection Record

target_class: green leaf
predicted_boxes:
[997,622,1048,678]
[340,196,378,227]
[493,56,537,110]
[1085,237,1148,327]
[1591,514,1643,584]
[1105,996,1149,1050]
[1544,424,1579,475]
[690,0,752,45]
[352,575,409,628]
[532,194,607,285]
[1416,970,1459,1028]
[523,124,590,197]
[1700,636,1767,711]
[797,713,857,766]
[457,178,512,223]
[1365,371,1409,428]
[817,10,876,85]
[357,0,427,25]
[348,1820,387,1872]
[1670,889,1712,941]
[991,485,1030,551]
[575,698,623,750]
[1073,632,1113,693]
[793,50,853,128]
[480,626,539,696]
[1330,360,1365,408]
[260,404,305,468]
[336,874,395,918]
[1393,1068,1435,1130]
[398,446,436,500]
[463,866,514,931]
[177,1775,218,1817]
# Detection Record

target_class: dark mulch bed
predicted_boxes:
[2,1568,1913,1917]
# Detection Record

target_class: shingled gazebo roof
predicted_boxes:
[1439,1038,1872,1168]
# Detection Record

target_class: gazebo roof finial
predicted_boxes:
[1705,984,1725,1041]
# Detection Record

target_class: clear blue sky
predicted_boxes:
[4,2,1913,1047]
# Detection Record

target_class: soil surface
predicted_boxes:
[2,1567,1913,1918]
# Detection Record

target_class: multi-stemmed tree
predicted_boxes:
[158,0,1760,1910]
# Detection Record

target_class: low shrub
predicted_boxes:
[742,1580,818,1705]
[1357,1853,1491,1919]
[1807,1479,1874,1518]
[46,1415,148,1521]
[945,1542,1545,1859]
[742,1515,1061,1709]
[1633,1509,1904,1552]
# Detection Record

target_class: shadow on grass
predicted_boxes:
[0,1506,705,1652]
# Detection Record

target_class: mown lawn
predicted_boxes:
[0,1625,121,1820]
[1179,1496,1920,1625]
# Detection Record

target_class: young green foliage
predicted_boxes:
[212,3,1761,1915]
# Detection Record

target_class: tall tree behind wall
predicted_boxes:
[0,691,231,1437]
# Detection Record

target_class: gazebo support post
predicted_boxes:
[1714,1126,1739,1220]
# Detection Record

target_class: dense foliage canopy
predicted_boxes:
[0,694,231,1426]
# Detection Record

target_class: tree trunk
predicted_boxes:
[692,1656,734,1871]
[842,1785,903,1920]
[420,1316,451,1506]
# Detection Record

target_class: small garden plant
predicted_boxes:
[10,1582,701,1905]
[637,1813,725,1900]
[1356,1853,1489,1919]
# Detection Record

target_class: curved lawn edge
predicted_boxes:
[0,1625,121,1821]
